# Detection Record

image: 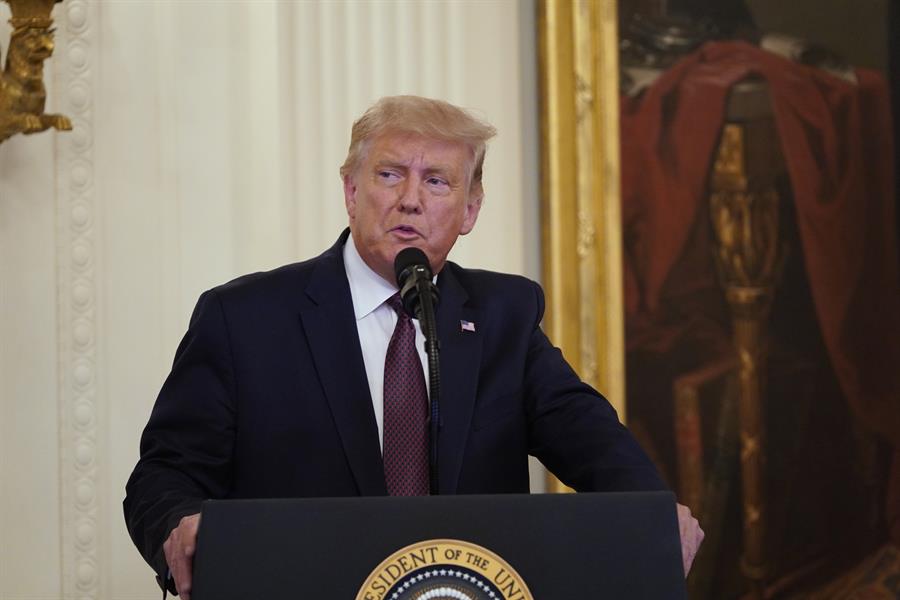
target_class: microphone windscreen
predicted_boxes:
[394,247,431,286]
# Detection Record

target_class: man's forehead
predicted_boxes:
[368,131,472,166]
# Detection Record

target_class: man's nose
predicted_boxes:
[397,180,423,213]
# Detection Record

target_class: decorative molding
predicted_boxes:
[56,0,101,597]
[538,0,623,493]
[539,0,625,395]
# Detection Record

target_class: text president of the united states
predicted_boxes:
[124,95,703,598]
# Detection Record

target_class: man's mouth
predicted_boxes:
[390,225,421,238]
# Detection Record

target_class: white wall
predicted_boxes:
[0,1,540,598]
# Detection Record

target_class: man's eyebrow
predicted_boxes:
[373,159,457,177]
[373,157,408,169]
[373,154,464,179]
[421,162,465,180]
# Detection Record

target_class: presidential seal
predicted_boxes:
[356,539,533,600]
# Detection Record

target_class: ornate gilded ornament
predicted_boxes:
[0,0,71,143]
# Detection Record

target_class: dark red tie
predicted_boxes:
[383,293,430,496]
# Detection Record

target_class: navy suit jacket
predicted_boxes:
[124,230,665,582]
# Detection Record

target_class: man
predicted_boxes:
[124,96,703,598]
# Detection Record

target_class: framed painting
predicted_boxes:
[538,1,900,598]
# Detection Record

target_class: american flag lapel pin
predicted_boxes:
[460,319,476,332]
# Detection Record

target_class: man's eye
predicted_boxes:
[426,177,448,187]
[378,171,399,180]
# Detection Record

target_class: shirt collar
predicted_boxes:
[343,234,398,320]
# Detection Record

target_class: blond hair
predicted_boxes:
[339,96,497,188]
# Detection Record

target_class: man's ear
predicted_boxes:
[460,182,484,235]
[343,174,357,220]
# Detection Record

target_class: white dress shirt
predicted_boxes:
[342,235,430,450]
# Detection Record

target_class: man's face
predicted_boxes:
[343,131,483,284]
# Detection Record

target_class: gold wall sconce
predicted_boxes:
[0,0,71,144]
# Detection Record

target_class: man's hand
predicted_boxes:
[676,503,704,576]
[163,513,201,599]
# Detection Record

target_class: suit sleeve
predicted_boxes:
[523,281,668,492]
[123,289,237,584]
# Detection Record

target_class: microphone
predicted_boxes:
[393,247,441,496]
[394,247,439,319]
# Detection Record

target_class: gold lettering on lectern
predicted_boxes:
[356,539,533,600]
[494,567,527,599]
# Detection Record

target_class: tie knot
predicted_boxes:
[386,292,409,318]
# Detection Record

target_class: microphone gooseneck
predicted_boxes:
[394,247,439,319]
[393,247,441,496]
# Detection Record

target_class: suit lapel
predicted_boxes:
[296,236,482,497]
[435,266,482,494]
[298,234,387,496]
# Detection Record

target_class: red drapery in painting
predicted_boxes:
[620,41,900,539]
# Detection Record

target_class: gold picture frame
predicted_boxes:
[537,0,624,492]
